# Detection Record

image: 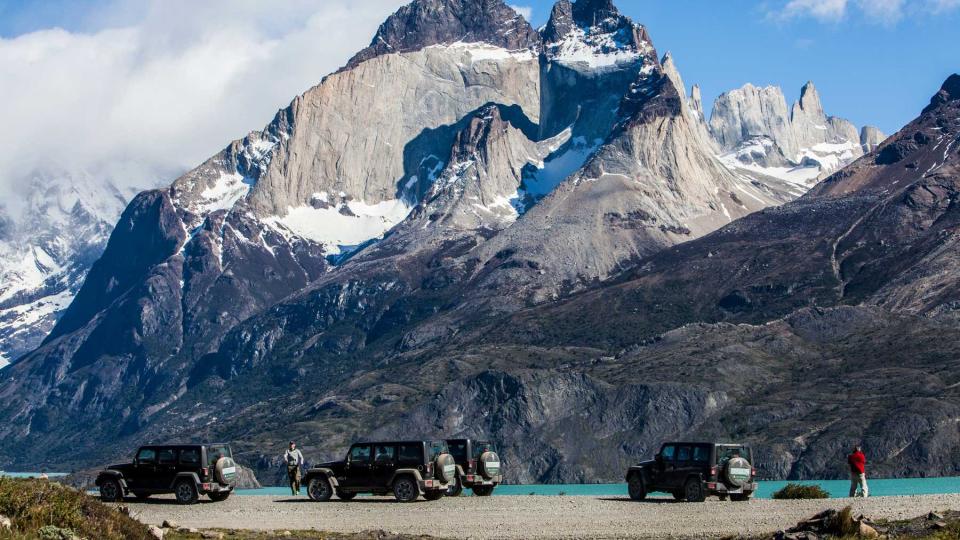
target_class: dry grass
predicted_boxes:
[0,478,154,540]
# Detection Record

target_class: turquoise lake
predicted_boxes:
[6,472,957,499]
[236,477,960,499]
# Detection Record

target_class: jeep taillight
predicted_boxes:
[468,459,476,472]
[709,466,717,478]
[201,468,209,478]
[751,468,756,478]
[426,463,433,476]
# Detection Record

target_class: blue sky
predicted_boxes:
[0,0,957,133]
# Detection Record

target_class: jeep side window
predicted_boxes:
[660,445,675,461]
[157,448,177,465]
[677,446,691,462]
[374,445,395,463]
[349,445,372,463]
[692,446,710,463]
[397,444,423,465]
[136,448,156,464]
[180,448,200,465]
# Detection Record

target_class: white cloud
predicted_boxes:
[0,0,405,217]
[774,0,959,23]
[510,4,533,21]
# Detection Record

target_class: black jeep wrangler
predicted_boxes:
[445,438,502,497]
[96,444,238,504]
[304,440,456,503]
[625,442,757,502]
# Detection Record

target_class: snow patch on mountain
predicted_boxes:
[546,24,647,70]
[437,42,538,63]
[265,195,413,256]
[196,172,253,215]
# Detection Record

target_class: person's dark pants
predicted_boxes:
[288,465,301,495]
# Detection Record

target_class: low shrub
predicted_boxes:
[771,483,830,500]
[0,477,154,540]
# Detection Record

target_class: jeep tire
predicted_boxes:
[307,476,333,502]
[393,477,419,503]
[208,491,231,502]
[336,491,356,501]
[683,478,706,503]
[99,479,123,502]
[478,451,501,479]
[446,476,463,497]
[174,480,199,505]
[731,493,752,502]
[627,475,647,501]
[472,485,494,497]
[435,453,457,484]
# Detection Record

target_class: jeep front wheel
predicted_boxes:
[683,478,706,503]
[99,479,123,502]
[393,477,418,503]
[174,480,199,505]
[627,475,646,501]
[472,485,494,497]
[307,476,333,502]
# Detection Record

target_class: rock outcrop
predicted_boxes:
[709,81,885,193]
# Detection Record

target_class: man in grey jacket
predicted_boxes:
[284,441,305,495]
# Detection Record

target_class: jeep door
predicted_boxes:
[371,444,398,487]
[672,445,698,488]
[155,448,179,489]
[342,444,373,488]
[130,447,158,490]
[652,444,677,491]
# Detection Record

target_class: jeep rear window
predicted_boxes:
[158,448,177,465]
[180,448,201,465]
[677,446,691,461]
[692,446,710,463]
[206,445,231,467]
[718,446,748,463]
[374,445,395,463]
[472,441,496,459]
[427,441,449,459]
[448,441,468,461]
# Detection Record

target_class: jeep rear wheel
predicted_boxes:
[423,491,444,501]
[683,478,706,503]
[472,485,494,497]
[446,476,463,497]
[208,492,231,502]
[393,477,418,503]
[627,475,647,501]
[307,476,333,502]
[99,479,122,502]
[174,480,199,505]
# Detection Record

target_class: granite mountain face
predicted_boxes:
[1,0,953,485]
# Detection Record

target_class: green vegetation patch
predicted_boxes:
[771,483,831,500]
[0,478,154,540]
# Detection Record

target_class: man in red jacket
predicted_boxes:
[848,445,869,497]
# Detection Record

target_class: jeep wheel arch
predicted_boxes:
[169,472,201,490]
[387,469,424,488]
[305,468,339,488]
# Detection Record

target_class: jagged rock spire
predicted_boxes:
[923,73,960,114]
[347,0,539,68]
[571,0,620,27]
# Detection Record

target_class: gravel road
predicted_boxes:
[124,493,960,539]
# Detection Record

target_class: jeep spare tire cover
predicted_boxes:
[215,457,238,486]
[724,457,751,487]
[479,451,501,479]
[435,453,456,484]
